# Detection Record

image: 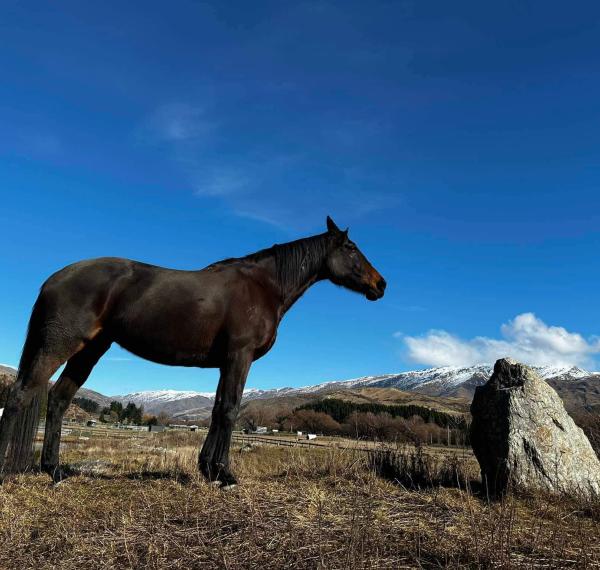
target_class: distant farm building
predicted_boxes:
[306,434,317,440]
[149,424,166,432]
[118,424,147,431]
[169,424,199,431]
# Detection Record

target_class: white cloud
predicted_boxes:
[401,313,600,369]
[140,103,213,143]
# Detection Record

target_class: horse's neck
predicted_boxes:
[255,234,330,316]
[279,270,323,315]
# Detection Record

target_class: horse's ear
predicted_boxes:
[326,216,342,234]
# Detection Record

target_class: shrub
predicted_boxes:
[369,445,474,489]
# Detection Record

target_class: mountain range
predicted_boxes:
[1,363,598,420]
[80,363,600,420]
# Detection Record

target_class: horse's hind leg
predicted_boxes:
[41,335,111,481]
[0,290,103,475]
[0,353,64,475]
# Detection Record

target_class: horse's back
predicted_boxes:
[30,256,278,366]
[44,256,130,284]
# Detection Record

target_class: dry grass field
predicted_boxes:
[0,431,599,569]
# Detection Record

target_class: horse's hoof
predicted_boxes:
[44,465,70,484]
[208,480,222,487]
[221,483,237,491]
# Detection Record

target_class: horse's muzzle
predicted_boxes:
[366,277,386,301]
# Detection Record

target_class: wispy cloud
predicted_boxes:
[138,100,398,231]
[138,103,213,144]
[399,313,600,369]
[233,206,292,231]
[194,168,249,197]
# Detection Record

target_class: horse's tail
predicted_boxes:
[2,383,45,473]
[0,295,51,475]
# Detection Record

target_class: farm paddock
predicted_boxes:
[0,431,598,569]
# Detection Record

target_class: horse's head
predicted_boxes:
[324,216,386,301]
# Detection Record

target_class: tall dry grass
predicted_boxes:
[0,432,598,569]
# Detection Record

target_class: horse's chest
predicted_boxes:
[241,304,278,357]
[254,329,277,360]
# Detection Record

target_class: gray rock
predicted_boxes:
[471,358,600,498]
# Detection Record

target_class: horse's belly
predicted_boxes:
[114,337,219,367]
[109,282,227,366]
[111,316,223,368]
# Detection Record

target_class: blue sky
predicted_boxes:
[1,1,600,395]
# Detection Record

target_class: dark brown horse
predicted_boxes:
[0,216,385,486]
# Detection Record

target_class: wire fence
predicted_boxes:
[231,433,378,454]
[33,422,472,457]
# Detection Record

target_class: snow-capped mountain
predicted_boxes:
[118,390,216,405]
[1,361,596,420]
[113,390,216,417]
[301,364,592,397]
[111,364,597,419]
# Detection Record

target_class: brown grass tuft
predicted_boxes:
[0,432,598,568]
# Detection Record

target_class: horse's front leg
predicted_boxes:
[198,351,252,487]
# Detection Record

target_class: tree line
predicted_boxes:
[73,396,99,413]
[237,397,472,446]
[299,399,469,430]
[99,401,144,425]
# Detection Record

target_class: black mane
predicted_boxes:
[247,233,332,294]
[206,232,333,298]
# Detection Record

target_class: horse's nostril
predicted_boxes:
[378,278,387,291]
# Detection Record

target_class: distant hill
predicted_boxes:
[114,364,597,420]
[75,386,113,409]
[0,364,17,376]
[0,362,599,421]
[0,365,111,412]
[114,390,216,420]
[0,365,17,408]
[322,387,470,414]
[237,386,470,429]
[64,403,93,422]
[548,376,600,416]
